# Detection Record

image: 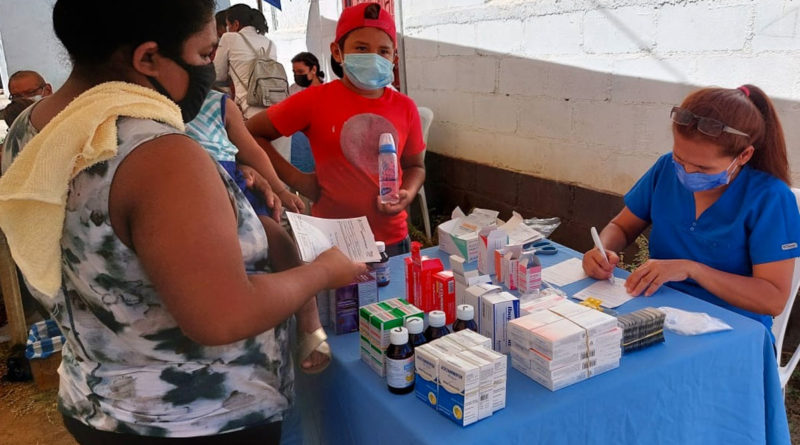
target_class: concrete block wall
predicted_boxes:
[402,0,800,196]
[2,0,800,196]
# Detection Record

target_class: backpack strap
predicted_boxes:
[238,32,260,56]
[240,33,274,60]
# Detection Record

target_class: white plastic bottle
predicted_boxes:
[378,133,399,204]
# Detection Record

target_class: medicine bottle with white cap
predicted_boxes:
[424,310,451,342]
[385,326,415,394]
[452,304,478,333]
[405,317,427,349]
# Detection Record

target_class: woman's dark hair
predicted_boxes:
[331,3,383,79]
[676,84,789,184]
[215,10,228,29]
[226,4,269,35]
[53,0,215,67]
[292,52,325,81]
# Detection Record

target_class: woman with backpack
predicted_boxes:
[215,4,292,160]
[215,5,277,117]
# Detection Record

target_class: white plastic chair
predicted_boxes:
[773,187,800,391]
[412,106,433,241]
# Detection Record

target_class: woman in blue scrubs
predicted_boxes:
[583,84,800,334]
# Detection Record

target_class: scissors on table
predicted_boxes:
[527,240,558,255]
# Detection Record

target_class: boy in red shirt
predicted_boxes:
[246,2,426,255]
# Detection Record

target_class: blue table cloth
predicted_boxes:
[282,245,790,445]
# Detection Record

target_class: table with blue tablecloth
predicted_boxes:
[282,245,790,445]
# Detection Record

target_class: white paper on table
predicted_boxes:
[452,208,500,237]
[499,211,544,246]
[286,212,381,263]
[572,277,634,308]
[541,258,589,287]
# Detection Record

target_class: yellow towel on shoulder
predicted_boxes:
[0,81,184,297]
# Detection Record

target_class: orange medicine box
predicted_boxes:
[434,271,456,324]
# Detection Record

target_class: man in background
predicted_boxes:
[7,70,52,101]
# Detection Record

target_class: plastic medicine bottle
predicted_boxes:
[378,133,399,204]
[373,241,390,287]
[424,310,451,342]
[405,317,427,349]
[385,327,415,394]
[452,304,478,333]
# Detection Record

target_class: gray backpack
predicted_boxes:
[231,34,289,108]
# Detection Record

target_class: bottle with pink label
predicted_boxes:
[378,133,399,204]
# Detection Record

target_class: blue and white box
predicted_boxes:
[480,291,520,354]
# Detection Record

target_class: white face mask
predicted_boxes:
[29,95,43,102]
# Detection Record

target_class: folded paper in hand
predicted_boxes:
[286,212,381,263]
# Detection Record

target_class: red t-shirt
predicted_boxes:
[268,80,425,245]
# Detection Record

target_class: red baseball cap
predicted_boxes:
[335,2,396,46]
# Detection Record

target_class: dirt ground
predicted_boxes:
[1,341,800,444]
[0,342,76,445]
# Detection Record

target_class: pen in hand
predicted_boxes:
[590,226,616,285]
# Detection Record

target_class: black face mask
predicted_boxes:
[294,73,313,88]
[147,57,216,123]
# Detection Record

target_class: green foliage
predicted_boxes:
[619,234,650,272]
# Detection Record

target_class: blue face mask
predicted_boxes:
[342,53,394,90]
[673,157,738,192]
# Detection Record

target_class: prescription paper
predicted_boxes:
[541,258,588,287]
[286,212,381,263]
[572,277,634,308]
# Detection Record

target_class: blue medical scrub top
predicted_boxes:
[625,153,800,338]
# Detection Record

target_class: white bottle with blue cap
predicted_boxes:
[378,133,399,204]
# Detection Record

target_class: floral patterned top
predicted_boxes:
[2,105,293,438]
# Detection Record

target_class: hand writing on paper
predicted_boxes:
[376,189,413,215]
[582,247,620,280]
[625,259,694,297]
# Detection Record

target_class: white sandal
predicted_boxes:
[297,327,331,374]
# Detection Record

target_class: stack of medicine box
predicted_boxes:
[519,290,566,316]
[494,245,523,290]
[328,272,378,334]
[359,298,424,376]
[405,242,444,312]
[461,284,520,354]
[414,330,507,427]
[450,255,491,313]
[509,300,622,391]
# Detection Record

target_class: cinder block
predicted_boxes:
[610,57,696,104]
[475,19,524,55]
[516,97,572,140]
[421,57,461,91]
[583,7,656,54]
[745,54,800,99]
[406,27,440,58]
[547,61,613,101]
[499,56,611,101]
[522,13,582,57]
[693,54,799,96]
[473,94,519,133]
[421,90,476,126]
[455,56,498,93]
[438,23,477,56]
[572,101,641,150]
[656,3,750,51]
[752,1,800,52]
[498,57,550,97]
